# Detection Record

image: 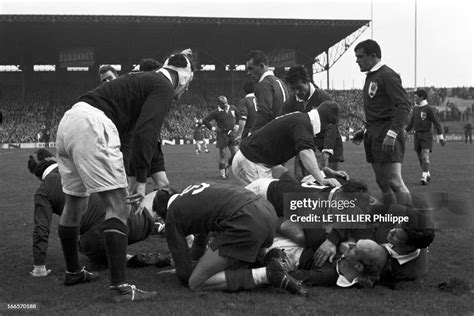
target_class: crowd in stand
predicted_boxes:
[1,83,473,144]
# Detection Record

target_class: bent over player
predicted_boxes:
[154,183,307,295]
[55,51,194,302]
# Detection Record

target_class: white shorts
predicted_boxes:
[245,178,277,199]
[269,236,304,272]
[231,150,273,185]
[56,102,127,197]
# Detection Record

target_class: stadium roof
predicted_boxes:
[0,14,369,66]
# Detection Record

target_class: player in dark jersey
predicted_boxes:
[245,50,290,132]
[232,101,345,187]
[203,96,239,179]
[27,150,167,277]
[235,80,257,141]
[352,40,412,207]
[153,183,307,295]
[193,118,209,154]
[284,65,346,181]
[55,51,194,301]
[406,89,446,185]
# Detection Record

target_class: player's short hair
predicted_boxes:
[285,65,311,85]
[352,240,388,288]
[152,188,177,219]
[402,227,435,249]
[340,179,368,193]
[245,50,269,66]
[167,54,195,71]
[243,80,255,94]
[415,89,428,100]
[354,39,382,59]
[98,65,118,77]
[317,100,341,125]
[139,58,162,71]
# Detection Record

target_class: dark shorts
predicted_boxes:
[364,121,405,163]
[209,198,277,263]
[216,131,238,149]
[414,131,433,152]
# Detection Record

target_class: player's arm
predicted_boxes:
[31,192,54,276]
[235,99,248,140]
[428,108,445,145]
[406,110,414,133]
[130,81,174,185]
[202,111,218,131]
[165,210,193,284]
[251,81,274,131]
[385,73,411,137]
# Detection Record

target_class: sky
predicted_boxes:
[1,0,472,89]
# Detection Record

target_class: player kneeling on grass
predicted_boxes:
[27,150,171,277]
[153,182,307,295]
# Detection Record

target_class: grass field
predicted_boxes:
[0,142,473,315]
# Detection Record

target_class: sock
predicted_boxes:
[218,162,226,170]
[102,217,129,286]
[58,225,81,273]
[252,267,269,285]
[422,161,430,172]
[225,269,256,291]
[220,169,226,176]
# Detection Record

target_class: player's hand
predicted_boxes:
[314,239,336,267]
[352,129,365,145]
[126,182,146,205]
[30,265,51,277]
[301,174,316,184]
[235,134,242,142]
[334,170,349,180]
[440,139,446,147]
[382,135,396,154]
[321,178,341,187]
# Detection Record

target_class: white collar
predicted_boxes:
[415,100,428,107]
[157,68,173,84]
[42,163,58,180]
[383,243,421,265]
[368,61,385,73]
[336,261,358,287]
[245,93,255,98]
[259,70,274,83]
[167,194,179,208]
[307,109,321,136]
[296,83,316,102]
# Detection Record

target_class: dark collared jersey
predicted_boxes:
[79,71,174,182]
[203,106,239,132]
[363,65,411,134]
[406,105,442,134]
[240,112,315,166]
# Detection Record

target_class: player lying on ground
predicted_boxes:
[153,182,307,295]
[27,150,171,277]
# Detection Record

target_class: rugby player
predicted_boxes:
[406,89,446,185]
[153,183,307,295]
[245,50,290,132]
[352,39,412,207]
[284,65,346,181]
[27,150,170,277]
[203,96,239,179]
[55,51,194,301]
[232,101,346,186]
[193,118,209,154]
[98,65,119,83]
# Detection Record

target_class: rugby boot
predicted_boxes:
[266,259,308,296]
[110,283,158,303]
[64,266,100,286]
